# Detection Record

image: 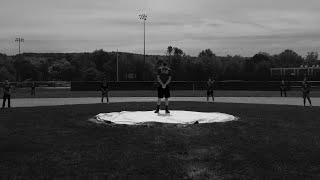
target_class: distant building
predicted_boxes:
[270,66,320,79]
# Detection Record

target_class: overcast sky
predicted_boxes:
[1,0,320,57]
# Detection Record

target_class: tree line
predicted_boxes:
[0,48,319,82]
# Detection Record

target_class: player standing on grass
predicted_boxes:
[2,79,11,109]
[31,81,36,97]
[280,80,287,97]
[207,78,215,102]
[301,77,312,107]
[155,60,171,113]
[101,78,109,104]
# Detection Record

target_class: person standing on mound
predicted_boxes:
[2,79,11,109]
[101,78,109,104]
[301,77,312,107]
[155,60,171,113]
[207,77,214,102]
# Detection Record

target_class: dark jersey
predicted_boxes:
[31,83,35,89]
[301,81,310,93]
[280,83,286,89]
[207,81,214,91]
[3,83,10,95]
[101,82,108,91]
[157,67,171,85]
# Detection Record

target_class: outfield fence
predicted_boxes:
[0,81,70,88]
[70,81,320,91]
[1,81,320,99]
[1,80,320,91]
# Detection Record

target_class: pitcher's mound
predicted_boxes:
[93,110,237,125]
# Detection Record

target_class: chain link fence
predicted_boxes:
[1,81,320,98]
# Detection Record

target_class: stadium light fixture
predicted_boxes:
[15,38,24,54]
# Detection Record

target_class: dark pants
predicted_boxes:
[2,94,11,108]
[158,85,170,98]
[303,92,312,106]
[280,88,286,97]
[207,90,213,97]
[101,91,109,103]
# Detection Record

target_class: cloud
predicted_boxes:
[1,0,320,56]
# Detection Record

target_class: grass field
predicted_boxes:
[1,102,320,179]
[5,87,320,98]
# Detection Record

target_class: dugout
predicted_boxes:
[271,66,320,81]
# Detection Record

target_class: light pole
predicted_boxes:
[117,49,119,82]
[139,14,147,80]
[15,38,24,81]
[15,38,24,54]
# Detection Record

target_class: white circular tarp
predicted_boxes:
[94,110,236,125]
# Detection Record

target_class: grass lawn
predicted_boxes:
[1,102,320,179]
